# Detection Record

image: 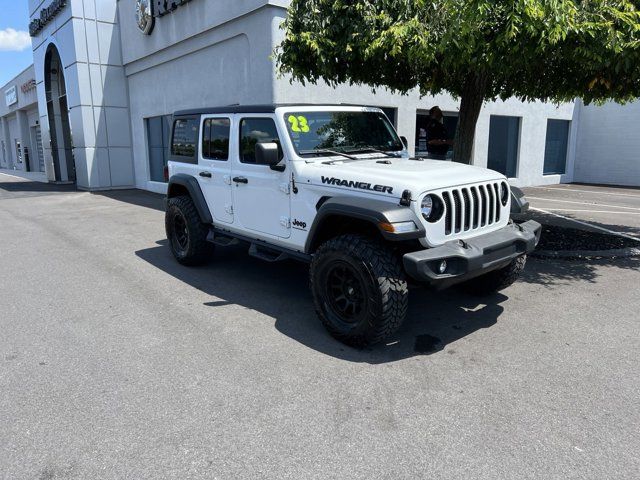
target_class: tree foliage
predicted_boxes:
[276,0,640,162]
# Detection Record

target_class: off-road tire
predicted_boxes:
[459,254,527,295]
[165,195,214,266]
[310,234,408,347]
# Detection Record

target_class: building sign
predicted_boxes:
[136,0,155,35]
[29,0,67,37]
[5,86,18,107]
[136,0,195,35]
[21,79,37,94]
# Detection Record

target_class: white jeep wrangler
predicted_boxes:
[165,105,541,346]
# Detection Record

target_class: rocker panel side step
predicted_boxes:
[206,230,240,247]
[248,243,289,262]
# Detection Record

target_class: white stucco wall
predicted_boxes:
[573,100,640,187]
[118,1,277,192]
[24,0,634,191]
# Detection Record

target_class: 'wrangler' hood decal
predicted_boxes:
[321,176,393,195]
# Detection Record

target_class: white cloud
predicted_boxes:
[0,28,31,52]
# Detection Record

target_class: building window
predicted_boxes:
[487,115,521,178]
[239,118,282,164]
[202,118,231,161]
[171,117,199,159]
[415,110,458,158]
[543,119,570,175]
[146,115,171,183]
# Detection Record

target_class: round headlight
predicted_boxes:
[421,196,433,219]
[421,194,444,223]
[500,182,509,206]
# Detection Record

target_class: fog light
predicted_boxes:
[439,260,448,274]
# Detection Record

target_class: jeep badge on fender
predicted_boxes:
[165,104,541,347]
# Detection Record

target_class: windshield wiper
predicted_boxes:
[345,147,402,158]
[299,149,358,160]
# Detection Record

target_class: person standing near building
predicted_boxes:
[426,106,453,159]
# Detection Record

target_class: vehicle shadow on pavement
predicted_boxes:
[136,241,509,364]
[520,255,640,287]
[92,190,165,212]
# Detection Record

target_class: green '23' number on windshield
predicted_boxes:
[288,115,310,133]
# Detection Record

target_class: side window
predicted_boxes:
[239,118,282,164]
[202,118,231,161]
[171,117,199,161]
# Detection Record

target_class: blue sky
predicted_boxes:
[0,1,33,87]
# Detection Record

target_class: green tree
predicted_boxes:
[276,0,640,164]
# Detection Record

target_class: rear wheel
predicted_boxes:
[165,195,214,266]
[310,234,408,347]
[459,254,527,295]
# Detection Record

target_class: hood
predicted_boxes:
[304,157,505,198]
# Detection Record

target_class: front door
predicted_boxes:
[231,116,291,239]
[197,116,234,224]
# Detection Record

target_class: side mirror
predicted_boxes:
[400,136,409,149]
[255,142,284,170]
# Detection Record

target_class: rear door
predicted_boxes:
[231,115,291,239]
[197,116,234,224]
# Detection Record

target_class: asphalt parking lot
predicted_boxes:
[522,184,640,239]
[1,173,639,479]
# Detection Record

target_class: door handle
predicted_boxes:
[199,171,212,178]
[233,176,248,184]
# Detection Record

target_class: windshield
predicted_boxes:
[284,111,404,157]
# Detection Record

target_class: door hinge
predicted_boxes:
[279,182,291,195]
[280,216,291,228]
[225,204,234,215]
[223,175,232,185]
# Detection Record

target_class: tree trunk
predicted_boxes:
[452,72,489,165]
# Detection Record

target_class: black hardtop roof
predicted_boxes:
[173,104,379,117]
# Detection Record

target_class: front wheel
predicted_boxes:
[459,254,527,295]
[310,234,408,347]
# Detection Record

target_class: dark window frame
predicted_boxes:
[146,114,172,183]
[170,116,200,164]
[543,119,570,175]
[238,117,283,165]
[201,117,231,162]
[487,115,521,178]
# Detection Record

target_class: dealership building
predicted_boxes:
[1,0,638,191]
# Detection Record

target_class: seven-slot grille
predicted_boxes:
[441,182,504,236]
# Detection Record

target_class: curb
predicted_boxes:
[532,247,640,260]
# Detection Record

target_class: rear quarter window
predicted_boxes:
[171,117,199,163]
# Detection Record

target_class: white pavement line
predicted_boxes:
[527,196,640,211]
[531,207,640,242]
[527,186,640,198]
[542,208,640,215]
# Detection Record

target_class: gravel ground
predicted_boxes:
[535,225,639,252]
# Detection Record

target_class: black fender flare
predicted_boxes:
[510,186,530,215]
[166,174,213,224]
[305,196,426,253]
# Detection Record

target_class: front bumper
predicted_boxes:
[403,220,542,288]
